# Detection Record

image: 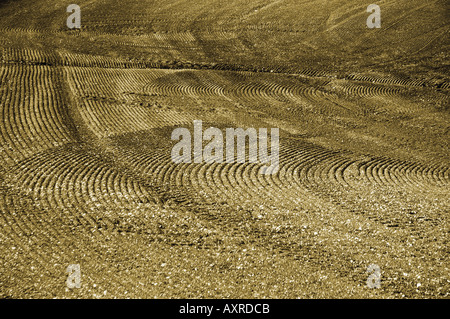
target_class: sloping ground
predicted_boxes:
[0,0,448,298]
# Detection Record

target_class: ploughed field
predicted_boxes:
[0,0,448,298]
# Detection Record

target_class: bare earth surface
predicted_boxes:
[0,0,448,298]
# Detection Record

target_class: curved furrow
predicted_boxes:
[172,161,195,192]
[157,31,196,43]
[293,85,330,105]
[308,151,343,189]
[361,158,402,189]
[400,160,429,189]
[256,145,337,210]
[0,181,103,272]
[194,162,223,204]
[285,144,354,189]
[173,161,249,207]
[290,146,342,190]
[374,158,404,188]
[78,99,194,137]
[346,73,426,88]
[145,70,226,98]
[412,162,445,186]
[274,148,321,201]
[246,81,286,102]
[2,186,133,296]
[1,47,61,66]
[234,162,266,204]
[409,161,446,187]
[69,67,170,101]
[193,162,240,206]
[156,155,180,187]
[194,71,227,97]
[144,154,207,205]
[179,144,318,210]
[198,162,228,202]
[153,31,194,43]
[142,73,180,96]
[222,162,259,205]
[265,81,293,98]
[170,162,214,206]
[235,145,311,209]
[1,65,41,161]
[276,141,448,208]
[12,150,105,235]
[197,30,238,41]
[244,161,303,209]
[337,82,404,98]
[79,100,108,136]
[122,148,169,181]
[231,162,274,206]
[9,147,158,233]
[273,145,308,187]
[385,159,420,189]
[302,150,340,190]
[382,159,431,190]
[139,151,172,181]
[428,163,450,185]
[356,157,388,188]
[124,171,154,204]
[294,69,333,78]
[210,163,239,203]
[326,157,354,188]
[59,51,141,69]
[78,153,155,226]
[259,80,293,103]
[194,162,234,205]
[361,159,385,186]
[145,72,182,96]
[374,159,407,189]
[402,160,440,190]
[217,163,250,205]
[88,165,116,209]
[92,159,155,210]
[236,82,268,101]
[369,158,407,188]
[0,193,62,268]
[224,80,287,105]
[0,64,73,165]
[358,156,449,191]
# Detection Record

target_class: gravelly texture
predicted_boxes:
[0,0,448,299]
